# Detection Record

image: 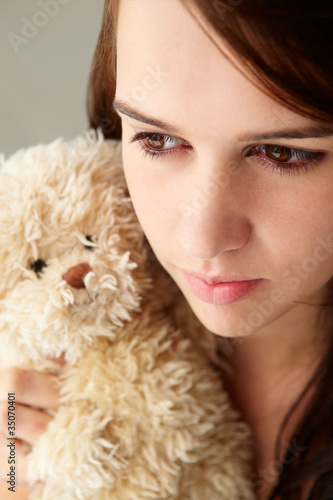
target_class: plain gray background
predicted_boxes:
[0,1,104,157]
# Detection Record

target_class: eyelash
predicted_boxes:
[129,131,326,176]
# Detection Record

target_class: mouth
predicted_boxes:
[179,268,266,305]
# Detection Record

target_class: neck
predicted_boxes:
[220,303,329,497]
[221,302,327,441]
[226,303,326,380]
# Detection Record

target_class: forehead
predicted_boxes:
[116,0,319,143]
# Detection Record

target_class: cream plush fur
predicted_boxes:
[0,131,255,500]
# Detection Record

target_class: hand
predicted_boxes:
[0,357,63,496]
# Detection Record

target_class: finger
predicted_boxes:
[17,404,53,445]
[0,481,33,497]
[0,369,60,409]
[0,483,32,499]
[0,404,53,446]
[16,405,53,445]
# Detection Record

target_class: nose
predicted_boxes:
[62,262,93,289]
[177,170,251,259]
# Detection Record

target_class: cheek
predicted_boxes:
[121,145,179,251]
[254,167,333,252]
[263,184,333,294]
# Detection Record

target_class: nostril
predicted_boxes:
[62,263,93,289]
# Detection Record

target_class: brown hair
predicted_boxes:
[87,1,333,498]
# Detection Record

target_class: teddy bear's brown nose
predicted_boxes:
[62,263,93,289]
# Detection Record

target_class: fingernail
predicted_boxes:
[46,353,67,366]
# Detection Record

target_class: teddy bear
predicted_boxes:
[0,130,255,500]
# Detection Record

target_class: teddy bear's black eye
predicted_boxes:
[30,259,47,277]
[84,235,94,250]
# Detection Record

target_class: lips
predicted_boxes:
[179,269,265,305]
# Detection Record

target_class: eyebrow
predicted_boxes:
[112,98,333,141]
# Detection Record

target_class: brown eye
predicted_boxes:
[84,235,94,250]
[265,145,292,162]
[30,259,47,277]
[146,134,166,149]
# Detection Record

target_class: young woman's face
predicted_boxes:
[115,0,333,338]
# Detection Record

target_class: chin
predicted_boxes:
[193,309,248,338]
[175,285,248,337]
